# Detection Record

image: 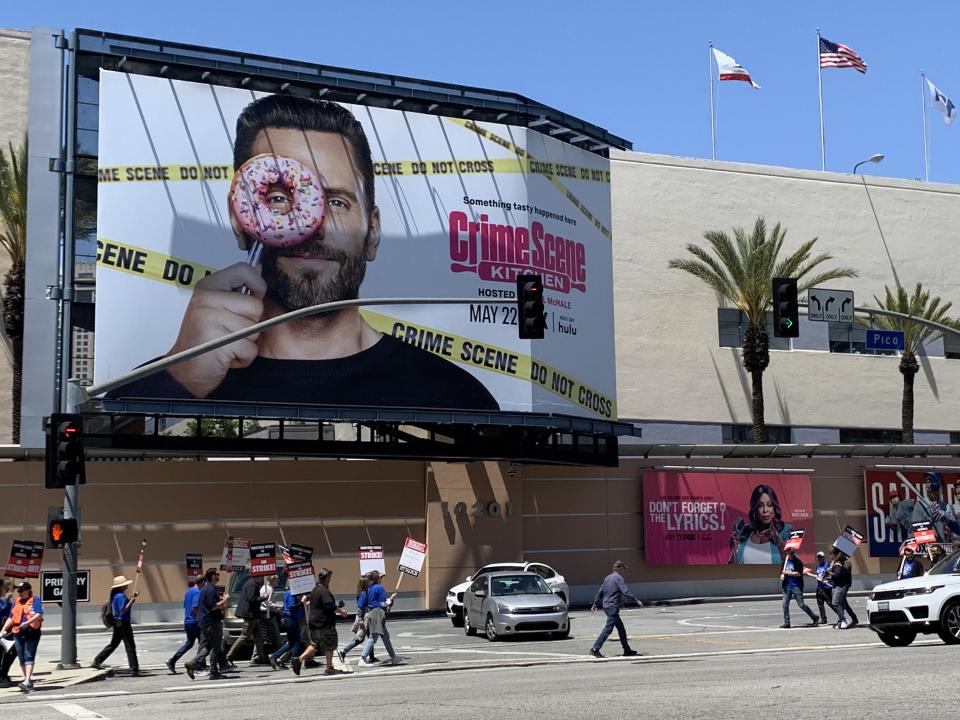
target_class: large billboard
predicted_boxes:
[864,469,960,556]
[94,71,615,419]
[644,471,814,565]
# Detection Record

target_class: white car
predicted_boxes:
[866,550,960,646]
[446,562,569,627]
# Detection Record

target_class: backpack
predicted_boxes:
[101,600,115,628]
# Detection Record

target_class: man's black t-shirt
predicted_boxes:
[108,335,499,410]
[197,584,223,628]
[308,584,336,631]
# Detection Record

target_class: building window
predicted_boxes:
[722,424,791,444]
[839,427,902,443]
[828,323,896,356]
[945,333,960,360]
[951,432,960,444]
[717,309,790,351]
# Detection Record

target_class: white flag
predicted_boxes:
[926,78,956,125]
[711,47,760,89]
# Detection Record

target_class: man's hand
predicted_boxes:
[591,605,598,614]
[166,263,267,398]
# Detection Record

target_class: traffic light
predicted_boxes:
[517,274,546,339]
[47,517,79,547]
[772,278,799,338]
[45,414,86,489]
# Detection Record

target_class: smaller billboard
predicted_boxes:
[864,470,960,556]
[644,472,814,565]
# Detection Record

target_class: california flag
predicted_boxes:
[712,47,760,89]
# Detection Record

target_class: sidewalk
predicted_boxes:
[0,661,111,698]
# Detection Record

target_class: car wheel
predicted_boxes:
[937,601,960,644]
[451,608,464,628]
[464,612,477,636]
[877,629,917,647]
[485,614,498,642]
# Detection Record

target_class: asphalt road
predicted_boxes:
[2,596,951,718]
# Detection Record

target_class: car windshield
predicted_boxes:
[490,574,551,596]
[473,565,524,579]
[927,551,960,575]
[230,569,288,594]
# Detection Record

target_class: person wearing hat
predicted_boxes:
[804,550,835,625]
[290,567,349,676]
[589,560,641,658]
[1,581,44,692]
[91,575,140,674]
[885,489,915,543]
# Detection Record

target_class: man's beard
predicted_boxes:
[261,241,369,311]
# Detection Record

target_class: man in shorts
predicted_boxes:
[290,568,348,676]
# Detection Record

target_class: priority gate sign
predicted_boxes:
[40,570,90,603]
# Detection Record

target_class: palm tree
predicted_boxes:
[0,137,27,443]
[862,284,957,443]
[668,217,858,443]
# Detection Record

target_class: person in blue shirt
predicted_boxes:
[166,577,202,673]
[359,571,401,666]
[0,579,17,687]
[92,576,140,674]
[779,548,818,628]
[270,588,305,669]
[338,576,379,665]
[897,547,925,580]
[1,581,44,692]
[803,551,835,624]
[589,560,641,658]
[185,568,231,680]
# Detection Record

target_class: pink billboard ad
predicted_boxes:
[643,472,814,565]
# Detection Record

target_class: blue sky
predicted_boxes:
[7,2,960,183]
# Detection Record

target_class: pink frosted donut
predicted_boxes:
[228,153,325,248]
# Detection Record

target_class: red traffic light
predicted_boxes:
[61,423,80,439]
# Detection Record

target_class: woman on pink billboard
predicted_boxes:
[729,484,791,564]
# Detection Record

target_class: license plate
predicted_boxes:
[878,601,889,611]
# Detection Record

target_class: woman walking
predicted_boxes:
[92,576,140,673]
[270,586,305,670]
[0,581,44,692]
[359,571,401,667]
[338,575,378,665]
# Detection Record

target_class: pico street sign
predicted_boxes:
[865,329,905,351]
[40,570,90,603]
[807,288,854,323]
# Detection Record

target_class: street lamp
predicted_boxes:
[853,153,885,174]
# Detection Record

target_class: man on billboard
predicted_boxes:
[107,95,498,411]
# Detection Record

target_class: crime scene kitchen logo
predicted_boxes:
[447,211,587,294]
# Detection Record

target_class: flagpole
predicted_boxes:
[817,28,825,171]
[920,69,929,182]
[709,41,716,160]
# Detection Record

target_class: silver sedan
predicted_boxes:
[462,571,570,641]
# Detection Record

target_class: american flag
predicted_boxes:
[819,37,867,74]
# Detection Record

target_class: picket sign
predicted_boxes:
[395,538,428,592]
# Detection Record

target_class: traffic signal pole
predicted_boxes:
[59,380,85,669]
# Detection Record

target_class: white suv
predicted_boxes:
[446,562,569,627]
[866,550,960,646]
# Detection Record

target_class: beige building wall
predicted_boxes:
[0,29,30,444]
[611,151,960,433]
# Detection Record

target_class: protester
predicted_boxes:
[803,551,834,625]
[91,576,140,674]
[0,580,18,687]
[897,547,925,580]
[589,560,641,658]
[829,549,859,629]
[338,575,378,665]
[779,547,818,628]
[225,573,268,665]
[359,571,401,667]
[260,574,282,654]
[0,581,44,692]
[166,577,201,673]
[290,568,349,676]
[185,568,230,680]
[270,586,305,670]
[928,544,945,566]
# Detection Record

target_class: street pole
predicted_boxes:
[58,30,81,670]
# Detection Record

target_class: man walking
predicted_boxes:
[185,568,230,680]
[589,560,641,658]
[91,576,141,674]
[804,550,834,624]
[780,547,818,628]
[290,568,349,676]
[166,577,201,673]
[225,573,267,665]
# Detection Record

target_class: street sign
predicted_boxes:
[807,287,854,323]
[865,329,905,351]
[40,569,90,603]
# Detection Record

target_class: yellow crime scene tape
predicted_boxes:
[95,235,616,419]
[96,158,609,184]
[447,118,612,242]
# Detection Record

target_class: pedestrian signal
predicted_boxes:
[48,517,79,547]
